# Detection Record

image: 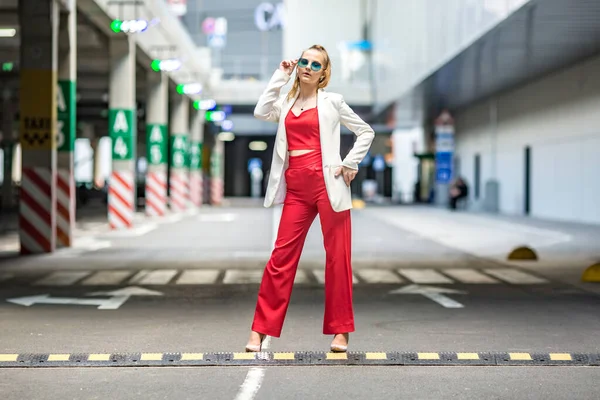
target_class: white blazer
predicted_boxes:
[254,69,375,212]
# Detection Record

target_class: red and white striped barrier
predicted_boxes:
[169,171,188,212]
[56,169,75,248]
[108,171,134,230]
[145,171,167,217]
[19,167,55,254]
[189,171,203,207]
[210,177,224,205]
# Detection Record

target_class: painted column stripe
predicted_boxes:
[23,168,51,196]
[112,171,133,191]
[19,214,51,252]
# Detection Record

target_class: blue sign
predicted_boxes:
[435,152,453,183]
[247,158,262,173]
[372,154,385,172]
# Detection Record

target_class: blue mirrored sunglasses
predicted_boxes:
[297,58,322,72]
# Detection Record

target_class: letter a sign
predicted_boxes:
[109,109,134,161]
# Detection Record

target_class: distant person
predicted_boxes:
[245,45,375,353]
[449,177,469,210]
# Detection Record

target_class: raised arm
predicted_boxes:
[338,95,375,170]
[254,60,296,123]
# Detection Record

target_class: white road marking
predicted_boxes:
[234,328,271,400]
[176,270,220,285]
[397,268,454,284]
[197,213,237,222]
[34,271,91,286]
[483,268,549,284]
[442,269,500,284]
[81,271,132,286]
[312,269,358,284]
[223,270,264,284]
[293,270,309,284]
[128,269,178,285]
[389,284,467,308]
[355,269,403,283]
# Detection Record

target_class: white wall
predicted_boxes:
[371,0,530,109]
[455,52,600,224]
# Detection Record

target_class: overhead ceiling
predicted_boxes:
[421,0,600,120]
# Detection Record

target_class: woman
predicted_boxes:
[245,45,375,353]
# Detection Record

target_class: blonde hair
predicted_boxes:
[286,44,331,102]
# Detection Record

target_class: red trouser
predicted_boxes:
[252,150,355,337]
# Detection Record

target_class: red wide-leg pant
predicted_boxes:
[252,151,355,337]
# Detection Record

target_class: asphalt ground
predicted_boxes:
[1,205,599,399]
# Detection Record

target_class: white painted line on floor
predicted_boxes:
[355,269,403,284]
[34,271,91,286]
[442,269,500,284]
[312,269,358,285]
[397,268,454,284]
[176,270,220,285]
[223,270,264,284]
[129,269,178,285]
[81,271,132,286]
[483,268,549,284]
[235,328,270,400]
[197,213,237,222]
[293,270,309,284]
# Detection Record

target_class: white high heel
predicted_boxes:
[245,333,266,352]
[330,333,349,353]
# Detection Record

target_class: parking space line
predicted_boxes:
[397,268,454,284]
[176,270,220,285]
[355,269,403,284]
[33,271,91,286]
[442,269,500,284]
[223,270,264,284]
[484,269,549,284]
[129,269,178,285]
[81,271,132,286]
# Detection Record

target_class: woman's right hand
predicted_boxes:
[279,59,298,76]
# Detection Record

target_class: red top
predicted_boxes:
[285,107,321,151]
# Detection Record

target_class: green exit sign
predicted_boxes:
[2,62,13,72]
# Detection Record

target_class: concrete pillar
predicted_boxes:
[169,96,189,212]
[145,73,168,217]
[18,0,59,254]
[188,110,204,207]
[210,139,225,205]
[1,88,17,210]
[108,36,136,229]
[56,1,76,247]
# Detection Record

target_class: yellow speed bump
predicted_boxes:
[326,352,348,360]
[457,353,480,360]
[508,246,538,261]
[509,353,532,361]
[88,354,111,361]
[417,353,440,360]
[181,353,204,361]
[0,354,18,362]
[273,352,295,360]
[549,353,572,361]
[140,353,163,361]
[581,263,600,283]
[233,353,256,360]
[47,354,70,361]
[352,199,365,209]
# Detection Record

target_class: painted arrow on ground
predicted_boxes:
[389,284,468,308]
[7,286,164,310]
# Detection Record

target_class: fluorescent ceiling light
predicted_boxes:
[218,131,235,141]
[0,29,16,37]
[249,141,267,151]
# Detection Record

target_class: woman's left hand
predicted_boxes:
[335,166,358,187]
